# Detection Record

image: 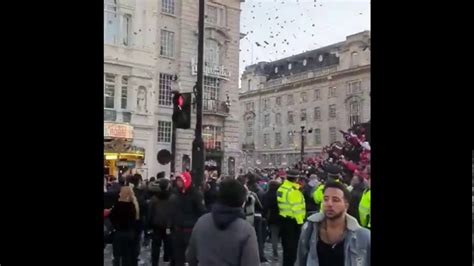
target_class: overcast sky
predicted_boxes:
[239,0,370,82]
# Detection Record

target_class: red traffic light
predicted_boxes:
[177,95,184,109]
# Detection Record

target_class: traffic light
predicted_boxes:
[172,92,191,129]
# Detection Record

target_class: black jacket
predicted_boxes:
[133,187,147,232]
[147,193,173,229]
[348,182,367,222]
[303,184,319,213]
[109,201,136,232]
[204,180,219,212]
[170,186,206,229]
[262,184,281,225]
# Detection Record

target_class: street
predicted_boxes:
[104,239,284,266]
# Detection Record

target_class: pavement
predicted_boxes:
[104,237,284,266]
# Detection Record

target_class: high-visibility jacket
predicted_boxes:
[358,188,371,228]
[277,180,306,224]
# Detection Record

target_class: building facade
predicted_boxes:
[239,31,370,169]
[104,0,243,179]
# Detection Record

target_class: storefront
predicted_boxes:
[104,122,145,178]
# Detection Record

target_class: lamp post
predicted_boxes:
[191,0,205,187]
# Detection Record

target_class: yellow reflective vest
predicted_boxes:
[277,180,306,224]
[359,189,371,228]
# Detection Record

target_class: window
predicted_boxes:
[303,59,307,66]
[104,0,119,45]
[104,0,132,47]
[104,73,116,109]
[263,133,270,147]
[288,132,294,145]
[288,111,294,124]
[329,127,337,143]
[301,92,307,103]
[248,79,251,91]
[158,121,172,143]
[245,102,254,111]
[159,73,173,106]
[329,87,337,98]
[349,101,361,126]
[246,119,253,136]
[351,52,359,67]
[121,14,131,46]
[287,94,294,105]
[275,67,278,73]
[314,89,321,100]
[162,0,175,15]
[263,99,269,110]
[264,114,270,127]
[275,133,282,146]
[160,30,175,57]
[300,109,307,121]
[288,63,292,70]
[275,113,281,125]
[203,125,223,150]
[276,96,281,105]
[314,128,321,145]
[347,81,362,95]
[121,76,128,109]
[205,39,220,66]
[205,4,226,27]
[313,107,321,121]
[204,77,220,111]
[329,104,337,119]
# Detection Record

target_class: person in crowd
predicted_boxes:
[278,169,306,266]
[128,174,147,265]
[186,178,260,266]
[156,171,165,180]
[358,166,371,228]
[147,179,173,266]
[109,186,139,266]
[297,181,370,266]
[204,173,219,212]
[169,172,206,266]
[263,179,282,261]
[303,174,320,216]
[246,173,268,262]
[347,172,367,223]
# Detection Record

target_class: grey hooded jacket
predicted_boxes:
[296,212,370,266]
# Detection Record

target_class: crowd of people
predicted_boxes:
[104,122,371,266]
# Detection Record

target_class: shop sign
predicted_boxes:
[104,123,134,139]
[117,161,136,168]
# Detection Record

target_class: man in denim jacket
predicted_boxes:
[296,181,370,266]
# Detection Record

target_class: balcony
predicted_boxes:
[202,99,230,117]
[242,143,255,151]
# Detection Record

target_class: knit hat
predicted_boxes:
[177,172,192,192]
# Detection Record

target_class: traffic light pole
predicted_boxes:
[300,126,305,169]
[170,123,176,174]
[191,0,205,188]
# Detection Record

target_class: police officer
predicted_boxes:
[277,169,305,266]
[359,167,371,228]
